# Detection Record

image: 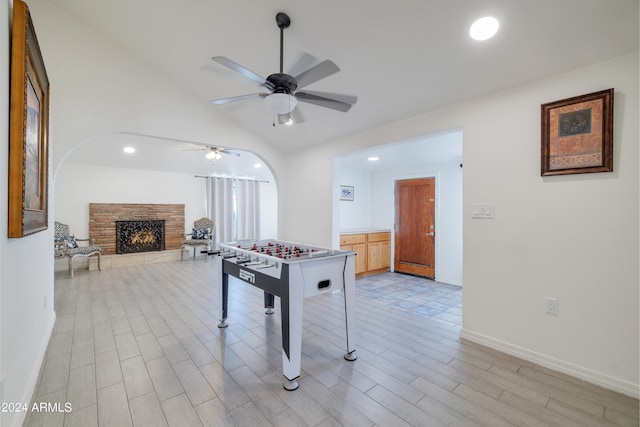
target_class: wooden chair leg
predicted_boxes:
[68,257,74,278]
[96,252,102,271]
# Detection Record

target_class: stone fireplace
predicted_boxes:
[89,203,184,255]
[116,220,165,254]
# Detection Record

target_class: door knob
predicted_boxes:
[426,232,434,237]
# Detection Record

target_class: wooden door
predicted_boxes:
[394,177,435,278]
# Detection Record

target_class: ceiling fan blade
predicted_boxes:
[287,52,318,78]
[277,108,305,125]
[293,59,340,90]
[218,148,241,157]
[211,56,274,89]
[298,90,357,105]
[295,92,353,112]
[181,144,240,157]
[210,93,267,105]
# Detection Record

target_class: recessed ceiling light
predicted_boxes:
[368,156,379,162]
[123,146,135,153]
[254,163,262,168]
[469,16,499,41]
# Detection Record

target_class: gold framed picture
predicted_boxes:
[8,0,50,237]
[541,89,613,176]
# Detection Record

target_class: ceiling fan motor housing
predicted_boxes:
[267,73,297,94]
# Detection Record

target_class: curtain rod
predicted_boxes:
[195,175,269,183]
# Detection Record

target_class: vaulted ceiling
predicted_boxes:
[49,0,638,157]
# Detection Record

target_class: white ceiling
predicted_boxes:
[339,130,462,171]
[49,0,638,173]
[64,133,275,181]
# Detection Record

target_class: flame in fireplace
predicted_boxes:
[130,231,157,245]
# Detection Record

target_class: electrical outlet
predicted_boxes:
[545,297,558,314]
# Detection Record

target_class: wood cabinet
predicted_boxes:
[340,231,391,277]
[340,233,367,274]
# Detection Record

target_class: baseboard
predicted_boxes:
[12,310,56,427]
[460,328,639,399]
[435,276,462,287]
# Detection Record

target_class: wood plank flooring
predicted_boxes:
[23,259,638,426]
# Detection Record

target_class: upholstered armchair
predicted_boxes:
[181,217,215,260]
[54,221,102,278]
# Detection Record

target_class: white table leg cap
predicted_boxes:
[283,379,299,391]
[344,351,358,361]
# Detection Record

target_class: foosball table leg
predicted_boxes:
[264,292,275,315]
[283,378,299,391]
[217,257,229,328]
[344,351,358,361]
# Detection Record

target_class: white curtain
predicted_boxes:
[206,177,261,244]
[236,179,261,241]
[206,177,233,246]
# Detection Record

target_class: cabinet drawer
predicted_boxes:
[340,234,366,245]
[367,232,391,243]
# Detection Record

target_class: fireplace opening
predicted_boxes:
[116,220,165,254]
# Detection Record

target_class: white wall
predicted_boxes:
[0,2,287,425]
[286,53,639,396]
[25,0,288,221]
[337,167,371,230]
[54,163,279,249]
[55,164,206,237]
[1,2,57,427]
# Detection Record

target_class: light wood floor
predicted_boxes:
[24,258,638,426]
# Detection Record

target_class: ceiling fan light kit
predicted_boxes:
[265,93,298,114]
[209,12,357,124]
[205,150,222,160]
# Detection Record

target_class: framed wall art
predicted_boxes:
[339,185,354,201]
[8,0,50,237]
[541,88,613,176]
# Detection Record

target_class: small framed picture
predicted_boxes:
[339,185,354,201]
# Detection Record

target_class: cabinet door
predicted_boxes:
[380,241,391,269]
[341,243,367,274]
[353,243,367,274]
[368,241,391,270]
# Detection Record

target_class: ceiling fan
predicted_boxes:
[182,145,240,160]
[209,12,357,124]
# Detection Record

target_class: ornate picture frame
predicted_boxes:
[8,0,50,237]
[541,88,613,176]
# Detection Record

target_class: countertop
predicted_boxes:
[340,229,391,235]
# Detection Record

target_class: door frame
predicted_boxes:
[390,172,440,280]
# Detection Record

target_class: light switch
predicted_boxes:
[472,203,494,219]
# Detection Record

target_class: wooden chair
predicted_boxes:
[54,221,102,278]
[181,217,215,260]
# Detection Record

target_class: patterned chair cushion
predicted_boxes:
[54,235,78,256]
[66,246,101,256]
[65,235,79,249]
[191,228,211,240]
[54,221,70,239]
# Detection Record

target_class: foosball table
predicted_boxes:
[216,239,358,390]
